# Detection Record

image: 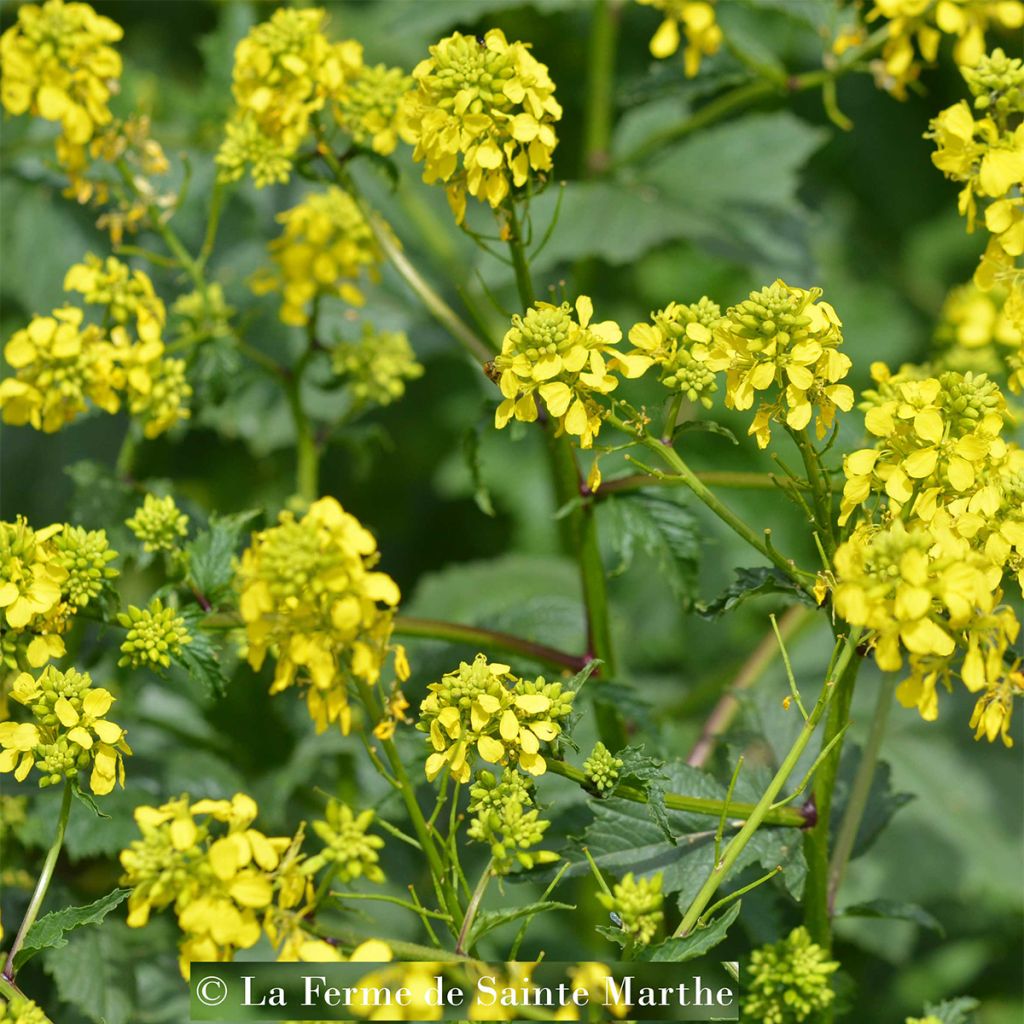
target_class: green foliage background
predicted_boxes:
[1,1,1021,1022]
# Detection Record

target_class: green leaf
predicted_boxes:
[674,419,738,445]
[185,509,260,606]
[832,751,913,861]
[71,780,110,819]
[462,425,496,517]
[173,613,229,698]
[467,900,575,949]
[839,899,945,936]
[43,920,136,1024]
[922,997,980,1024]
[603,492,700,608]
[616,745,673,843]
[15,888,130,970]
[637,901,742,962]
[697,566,814,619]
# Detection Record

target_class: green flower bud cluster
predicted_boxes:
[597,871,663,947]
[938,370,1004,435]
[304,800,385,883]
[172,283,234,341]
[125,494,189,553]
[583,741,622,794]
[466,767,557,874]
[35,734,91,787]
[333,63,412,156]
[20,664,90,729]
[50,524,118,608]
[0,992,52,1024]
[331,324,424,408]
[963,48,1024,117]
[742,926,839,1024]
[117,599,191,669]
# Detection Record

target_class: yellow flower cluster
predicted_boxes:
[0,992,52,1024]
[743,926,838,1024]
[303,800,385,882]
[934,281,1022,378]
[331,323,424,407]
[418,653,575,783]
[0,666,130,795]
[126,493,189,553]
[120,793,311,977]
[835,364,1024,744]
[0,255,190,437]
[216,7,362,188]
[637,0,723,78]
[597,872,664,947]
[251,187,382,327]
[868,1,1023,98]
[0,0,122,146]
[117,599,192,670]
[334,63,413,156]
[627,297,723,407]
[492,296,647,448]
[929,48,1024,390]
[236,497,408,735]
[1,517,117,678]
[399,29,562,224]
[705,280,854,449]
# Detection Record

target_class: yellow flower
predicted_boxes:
[251,187,382,326]
[216,7,362,187]
[125,493,189,553]
[637,0,723,78]
[64,253,165,340]
[236,497,407,734]
[399,29,562,224]
[0,0,123,145]
[627,297,722,406]
[418,654,574,783]
[0,519,66,630]
[493,296,643,448]
[303,800,385,882]
[1,665,129,795]
[334,63,413,156]
[705,280,853,449]
[597,872,664,946]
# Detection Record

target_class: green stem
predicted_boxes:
[802,642,863,952]
[393,616,587,672]
[674,630,860,937]
[827,673,897,914]
[582,0,620,176]
[197,178,227,271]
[333,891,453,922]
[2,781,72,982]
[317,141,493,364]
[283,362,319,502]
[608,414,812,593]
[599,470,802,494]
[546,758,806,827]
[787,427,836,558]
[355,682,464,933]
[454,858,494,955]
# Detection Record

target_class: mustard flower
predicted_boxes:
[334,62,413,156]
[120,792,305,978]
[331,323,424,406]
[117,599,192,670]
[934,281,1022,377]
[303,800,385,882]
[743,926,839,1024]
[627,298,722,406]
[50,525,118,609]
[597,871,664,947]
[251,187,382,327]
[399,29,562,224]
[126,494,189,552]
[0,992,52,1024]
[0,0,123,145]
[0,665,129,795]
[418,653,575,782]
[705,280,854,449]
[492,296,646,448]
[466,767,559,874]
[637,0,723,78]
[868,1,1023,98]
[64,252,165,341]
[236,497,407,735]
[0,519,66,630]
[216,7,363,187]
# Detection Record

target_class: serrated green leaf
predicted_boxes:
[185,509,259,606]
[616,745,673,843]
[43,920,136,1024]
[468,900,575,949]
[839,899,945,936]
[697,566,814,619]
[603,492,700,608]
[637,901,742,962]
[922,997,980,1024]
[15,888,130,970]
[173,616,229,698]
